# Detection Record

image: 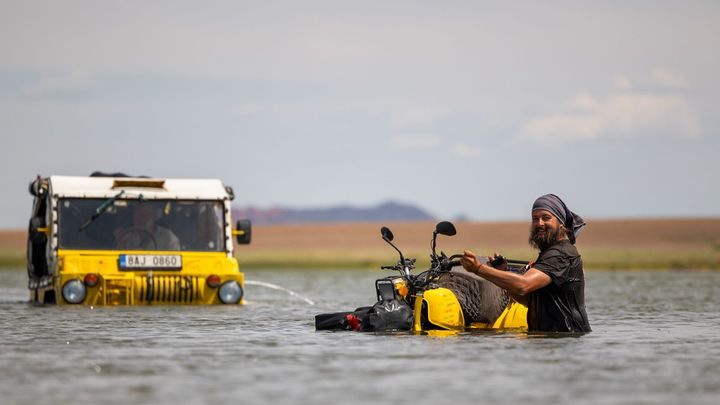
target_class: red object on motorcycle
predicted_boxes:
[345,314,361,331]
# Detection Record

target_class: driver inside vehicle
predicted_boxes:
[114,203,180,250]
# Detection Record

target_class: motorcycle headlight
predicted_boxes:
[218,281,243,304]
[393,278,409,298]
[62,279,87,304]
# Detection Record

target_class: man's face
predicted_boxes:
[529,209,564,250]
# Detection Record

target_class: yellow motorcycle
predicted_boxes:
[315,221,529,333]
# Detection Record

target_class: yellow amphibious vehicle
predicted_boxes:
[26,173,252,306]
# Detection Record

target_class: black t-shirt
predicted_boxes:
[527,239,591,332]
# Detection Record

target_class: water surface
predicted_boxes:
[1,268,719,404]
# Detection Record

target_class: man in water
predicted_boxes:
[115,203,180,250]
[461,194,591,332]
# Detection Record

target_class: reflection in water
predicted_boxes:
[1,269,719,405]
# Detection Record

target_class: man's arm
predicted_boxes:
[460,250,551,297]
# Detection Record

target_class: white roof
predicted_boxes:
[48,175,231,200]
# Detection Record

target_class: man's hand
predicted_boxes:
[462,250,509,275]
[461,250,482,275]
[489,253,508,271]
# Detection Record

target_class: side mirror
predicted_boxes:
[233,219,252,245]
[380,226,394,242]
[435,221,456,237]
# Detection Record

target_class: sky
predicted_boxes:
[1,0,719,228]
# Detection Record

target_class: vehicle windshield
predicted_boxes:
[58,198,225,252]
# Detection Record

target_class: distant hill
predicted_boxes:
[232,201,435,224]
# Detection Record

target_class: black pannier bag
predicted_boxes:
[315,306,373,331]
[315,299,413,332]
[367,299,413,331]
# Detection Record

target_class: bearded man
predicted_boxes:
[461,194,591,333]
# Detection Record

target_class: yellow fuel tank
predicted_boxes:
[412,288,465,331]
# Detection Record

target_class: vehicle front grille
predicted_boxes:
[137,274,200,304]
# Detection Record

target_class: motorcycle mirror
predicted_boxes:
[434,221,457,237]
[381,226,394,242]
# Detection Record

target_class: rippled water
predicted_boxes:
[1,268,719,405]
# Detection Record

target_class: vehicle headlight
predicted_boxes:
[218,281,243,304]
[62,279,87,304]
[393,278,409,298]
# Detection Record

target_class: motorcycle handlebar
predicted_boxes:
[507,259,530,265]
[442,255,525,270]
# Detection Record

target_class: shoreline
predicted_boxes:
[2,252,719,271]
[4,218,719,270]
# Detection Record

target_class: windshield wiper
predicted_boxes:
[79,190,125,231]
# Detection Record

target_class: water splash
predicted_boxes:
[244,280,315,306]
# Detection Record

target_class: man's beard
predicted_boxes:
[528,223,565,251]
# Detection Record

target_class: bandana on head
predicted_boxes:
[532,194,586,244]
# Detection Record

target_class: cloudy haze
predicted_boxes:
[1,0,718,227]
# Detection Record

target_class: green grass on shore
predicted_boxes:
[3,247,719,271]
[235,247,720,270]
[0,250,24,269]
